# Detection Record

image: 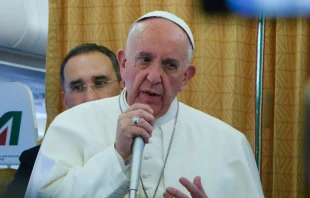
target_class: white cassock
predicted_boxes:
[25,89,264,198]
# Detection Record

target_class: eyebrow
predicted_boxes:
[162,58,180,66]
[135,52,180,67]
[135,52,153,58]
[68,75,110,87]
[69,79,84,87]
[92,75,109,81]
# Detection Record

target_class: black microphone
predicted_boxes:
[129,137,145,197]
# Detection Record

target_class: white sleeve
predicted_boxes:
[25,144,130,198]
[25,116,130,198]
[115,148,132,173]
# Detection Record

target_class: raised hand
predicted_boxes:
[163,176,208,198]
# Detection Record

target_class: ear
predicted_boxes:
[120,80,125,91]
[61,91,69,110]
[117,50,126,80]
[179,65,196,92]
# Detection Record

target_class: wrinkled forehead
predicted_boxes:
[128,19,190,61]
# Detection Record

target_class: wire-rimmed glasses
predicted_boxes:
[64,79,118,98]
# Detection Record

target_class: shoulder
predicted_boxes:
[55,95,120,122]
[44,96,121,146]
[178,102,245,140]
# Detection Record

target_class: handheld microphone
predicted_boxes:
[129,136,145,198]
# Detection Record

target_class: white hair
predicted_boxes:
[187,44,194,63]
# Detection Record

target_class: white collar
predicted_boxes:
[119,88,178,126]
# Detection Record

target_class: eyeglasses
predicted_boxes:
[64,79,118,97]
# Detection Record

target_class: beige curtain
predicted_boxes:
[262,18,310,198]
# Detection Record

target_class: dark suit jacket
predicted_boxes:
[2,145,40,198]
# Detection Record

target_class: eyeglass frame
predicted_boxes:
[63,79,118,96]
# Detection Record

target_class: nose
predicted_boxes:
[146,65,162,85]
[84,85,98,102]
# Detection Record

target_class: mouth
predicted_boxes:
[142,90,161,98]
[142,90,161,97]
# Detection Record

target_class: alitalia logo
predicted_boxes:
[0,112,22,146]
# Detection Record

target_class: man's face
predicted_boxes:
[62,51,121,109]
[118,18,196,118]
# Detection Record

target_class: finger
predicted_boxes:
[127,125,151,143]
[179,177,204,197]
[125,103,154,115]
[193,176,207,195]
[126,108,155,126]
[165,187,188,198]
[129,117,153,135]
[118,117,152,139]
[163,191,175,198]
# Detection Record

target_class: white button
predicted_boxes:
[144,155,151,160]
[142,173,148,179]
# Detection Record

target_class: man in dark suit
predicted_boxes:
[2,43,123,198]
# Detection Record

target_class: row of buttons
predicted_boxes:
[142,141,154,192]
